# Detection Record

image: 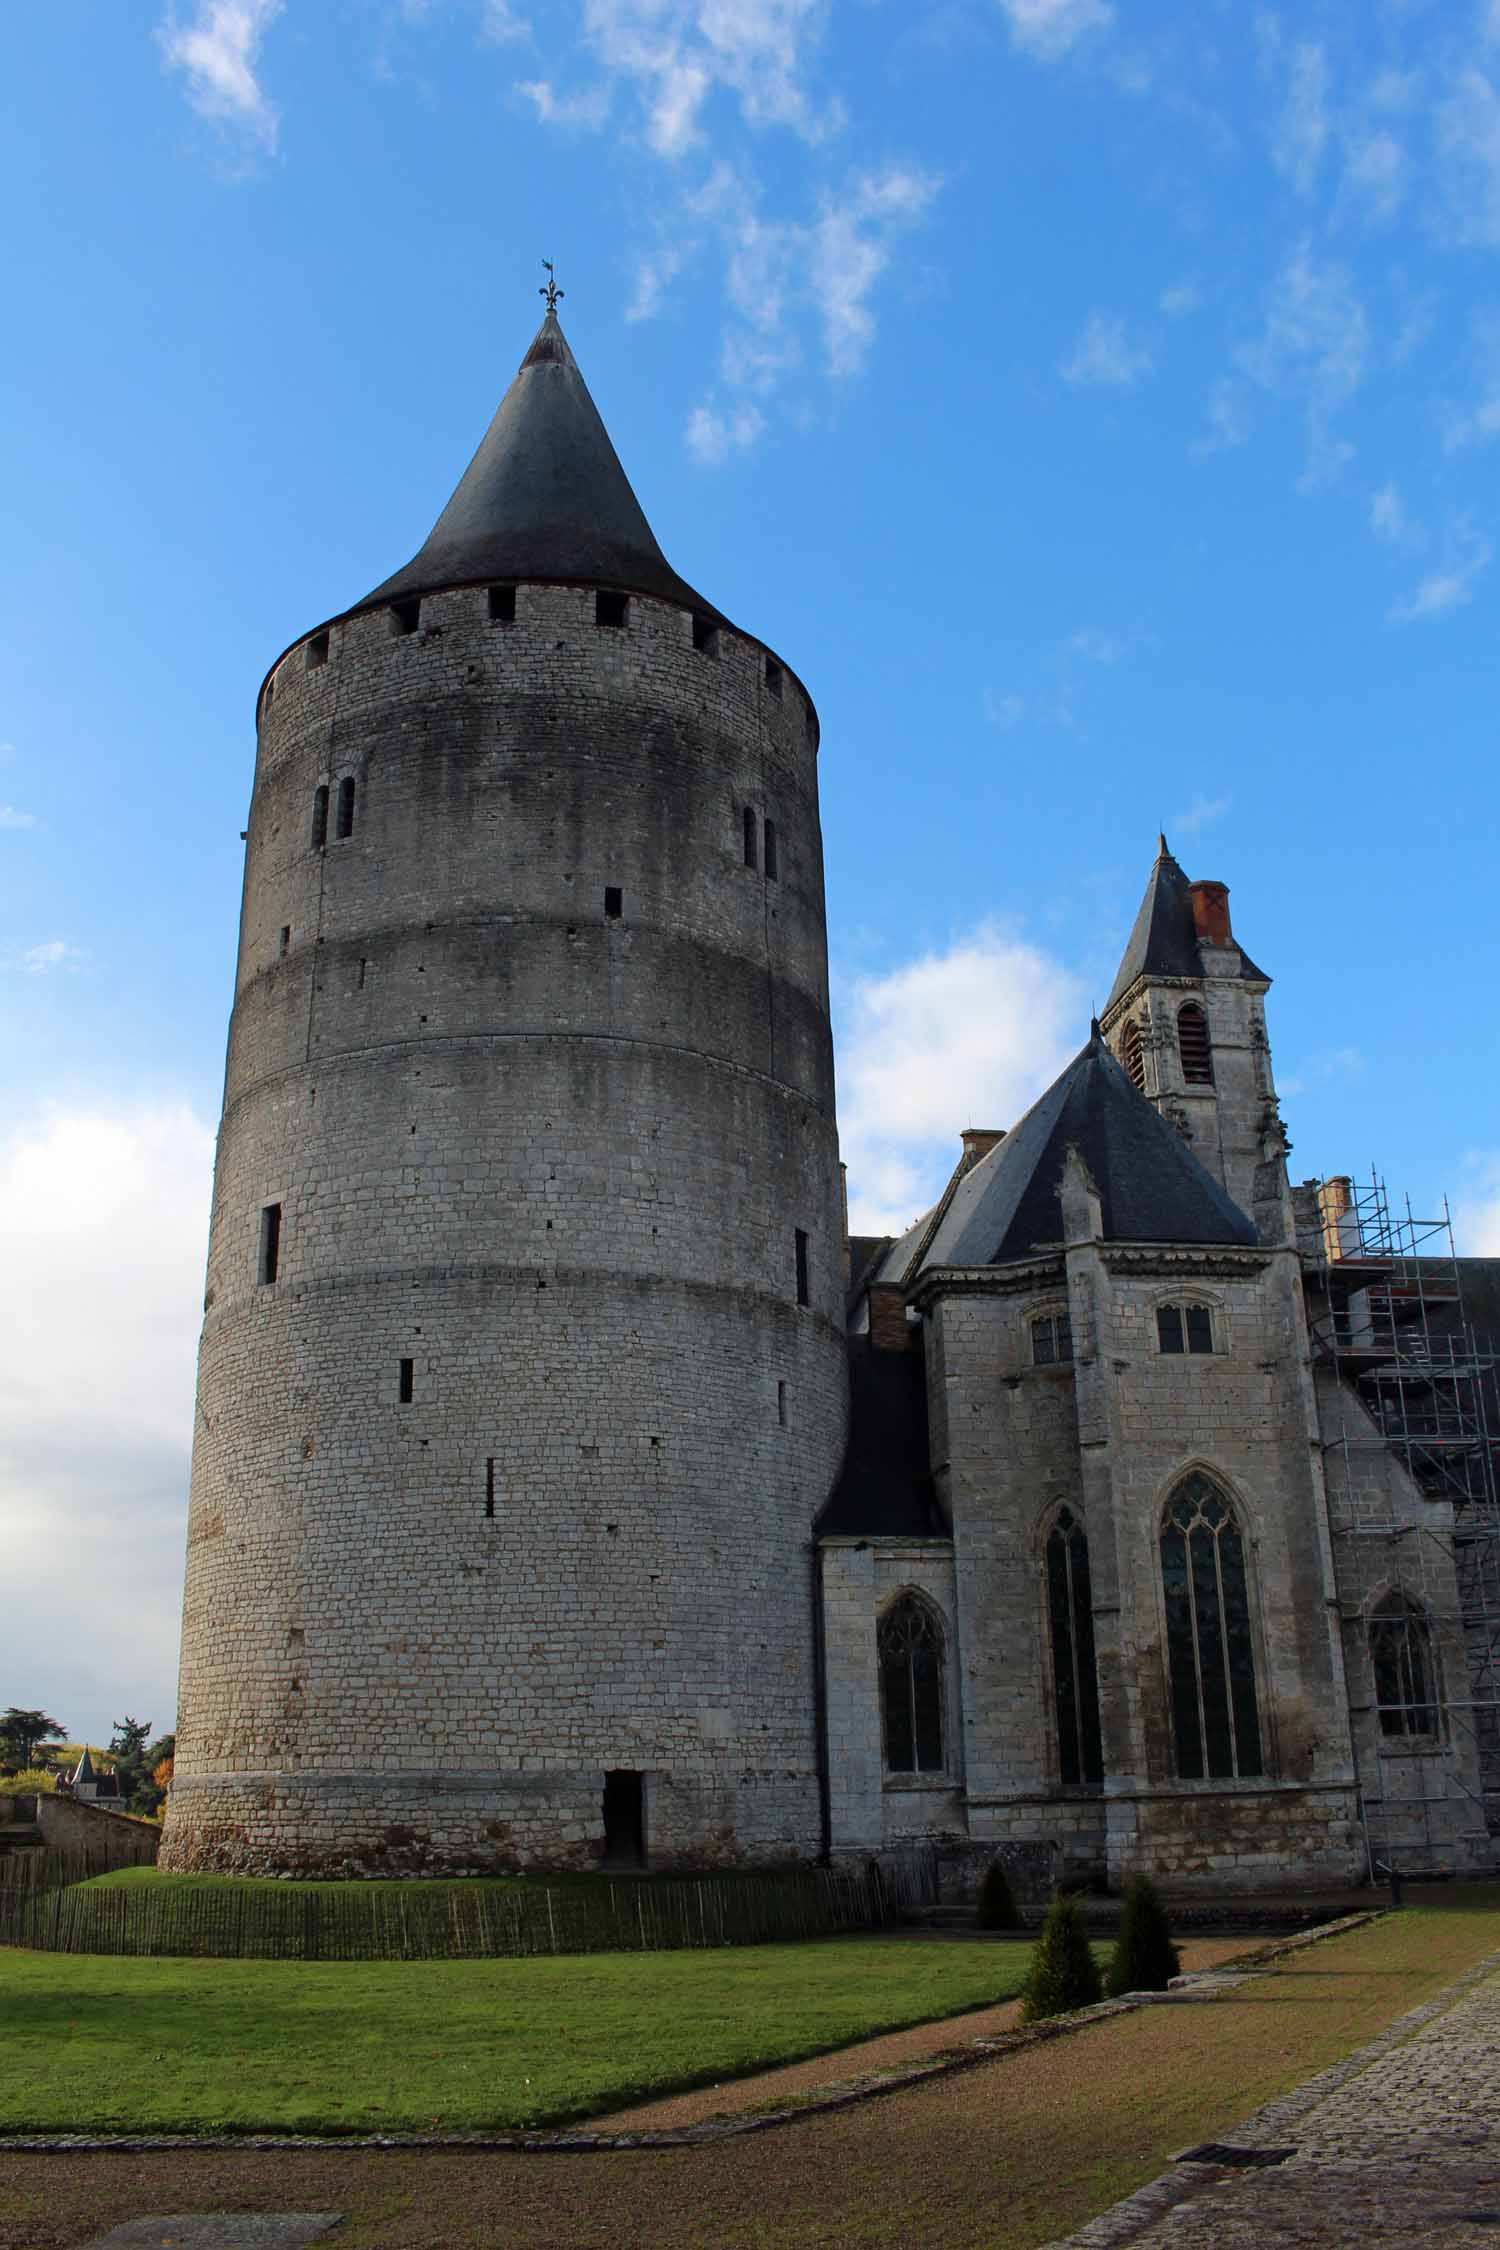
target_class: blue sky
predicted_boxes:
[4,0,1499,1745]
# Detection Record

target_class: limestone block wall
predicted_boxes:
[820,1537,963,1851]
[163,581,848,1876]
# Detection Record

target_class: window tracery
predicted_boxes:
[1045,1506,1102,1784]
[878,1593,945,1774]
[1160,1474,1263,1779]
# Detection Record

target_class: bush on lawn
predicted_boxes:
[1106,1873,1181,1996]
[0,1770,56,1795]
[975,1857,1022,1931]
[1020,1892,1102,2023]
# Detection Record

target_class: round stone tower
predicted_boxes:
[161,303,848,1875]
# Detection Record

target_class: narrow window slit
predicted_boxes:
[398,1357,414,1404]
[258,1202,282,1286]
[485,1458,496,1519]
[311,786,329,851]
[764,819,779,881]
[336,777,355,840]
[743,807,758,870]
[795,1227,810,1308]
[777,1379,788,1427]
[604,886,623,920]
[279,926,291,956]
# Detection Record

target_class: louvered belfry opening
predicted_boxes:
[1177,1001,1213,1084]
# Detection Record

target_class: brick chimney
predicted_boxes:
[868,1282,917,1352]
[1188,880,1232,947]
[959,1127,1005,1171]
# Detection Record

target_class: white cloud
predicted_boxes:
[0,1105,215,1744]
[1160,282,1200,318]
[1060,311,1153,388]
[1194,377,1253,454]
[1237,242,1367,486]
[627,246,684,322]
[1369,482,1412,542]
[517,77,611,127]
[481,0,531,41]
[809,166,939,377]
[1341,128,1407,223]
[996,0,1114,63]
[1388,524,1493,623]
[1270,40,1329,197]
[13,940,85,975]
[159,0,283,146]
[1442,312,1500,451]
[685,398,765,462]
[0,804,35,830]
[1174,793,1229,835]
[836,923,1085,1235]
[1454,1153,1500,1255]
[1437,64,1500,247]
[1067,628,1122,664]
[570,0,842,159]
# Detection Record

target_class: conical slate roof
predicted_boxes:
[363,308,718,617]
[916,1028,1258,1267]
[1105,837,1266,1013]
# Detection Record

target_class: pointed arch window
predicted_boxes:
[1370,1594,1439,1738]
[1121,1017,1145,1092]
[1177,1002,1213,1085]
[878,1593,945,1774]
[1045,1506,1102,1784]
[1160,1474,1262,1779]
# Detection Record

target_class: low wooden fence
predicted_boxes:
[0,1863,895,1961]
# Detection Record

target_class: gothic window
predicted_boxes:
[1370,1594,1439,1738]
[1177,1002,1213,1085]
[1031,1309,1074,1366]
[1157,1303,1214,1355]
[1122,1017,1145,1091]
[1045,1506,1102,1784]
[878,1593,945,1774]
[1160,1474,1263,1779]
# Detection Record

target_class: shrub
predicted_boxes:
[975,1857,1022,1931]
[1106,1873,1181,1996]
[0,1769,57,1795]
[1020,1891,1102,2023]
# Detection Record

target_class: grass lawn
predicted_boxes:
[0,1934,1048,2134]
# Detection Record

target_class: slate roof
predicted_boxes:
[816,1335,943,1540]
[914,1028,1259,1267]
[362,308,719,618]
[1105,837,1267,1013]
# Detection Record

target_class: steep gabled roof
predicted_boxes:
[1105,837,1267,1013]
[362,308,717,618]
[916,1029,1258,1267]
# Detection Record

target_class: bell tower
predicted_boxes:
[1099,837,1293,1243]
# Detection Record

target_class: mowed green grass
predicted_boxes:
[0,1936,1039,2134]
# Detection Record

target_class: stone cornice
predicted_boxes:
[906,1256,1064,1311]
[1101,1243,1273,1279]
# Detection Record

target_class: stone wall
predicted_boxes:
[164,579,849,1876]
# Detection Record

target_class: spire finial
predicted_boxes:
[539,259,564,316]
[1157,829,1170,858]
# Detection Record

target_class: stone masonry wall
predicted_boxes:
[163,581,849,1876]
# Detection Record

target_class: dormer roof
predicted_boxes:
[362,308,718,619]
[914,1028,1258,1267]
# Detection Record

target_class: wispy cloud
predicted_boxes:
[1060,310,1153,388]
[1174,793,1229,836]
[159,0,284,146]
[982,689,1025,730]
[1194,377,1253,455]
[1388,522,1493,623]
[481,0,531,42]
[1279,1045,1364,1101]
[1436,62,1500,247]
[1268,37,1329,197]
[1066,628,1123,664]
[1441,312,1500,451]
[1455,1152,1500,1255]
[13,940,86,975]
[1340,127,1407,223]
[836,922,1085,1235]
[1237,242,1367,487]
[567,0,844,160]
[0,805,35,831]
[995,0,1114,63]
[517,78,611,128]
[1369,482,1413,543]
[685,399,765,462]
[1160,281,1200,318]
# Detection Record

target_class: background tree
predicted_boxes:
[138,1731,176,1817]
[1020,1892,1103,2023]
[108,1717,155,1813]
[0,1710,66,1774]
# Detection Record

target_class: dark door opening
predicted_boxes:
[602,1769,645,1869]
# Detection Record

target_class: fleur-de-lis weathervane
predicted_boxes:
[540,259,564,314]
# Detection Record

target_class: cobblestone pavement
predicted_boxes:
[1054,1948,1500,2248]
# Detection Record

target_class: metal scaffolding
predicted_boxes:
[1298,1171,1500,1871]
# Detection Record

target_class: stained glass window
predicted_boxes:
[1370,1596,1439,1738]
[879,1594,945,1774]
[1046,1506,1103,1785]
[1160,1474,1263,1779]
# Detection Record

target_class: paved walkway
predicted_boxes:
[1055,1948,1500,2248]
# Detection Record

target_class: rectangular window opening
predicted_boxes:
[692,614,719,656]
[602,1769,646,1869]
[777,1378,788,1428]
[743,807,758,870]
[488,583,517,624]
[258,1202,282,1286]
[389,598,421,637]
[485,1457,496,1519]
[278,925,291,956]
[1185,1304,1214,1354]
[311,785,329,851]
[398,1357,414,1404]
[604,885,623,920]
[764,656,783,699]
[763,819,779,881]
[336,776,356,841]
[306,631,329,670]
[595,589,628,629]
[795,1227,810,1309]
[1157,1304,1185,1354]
